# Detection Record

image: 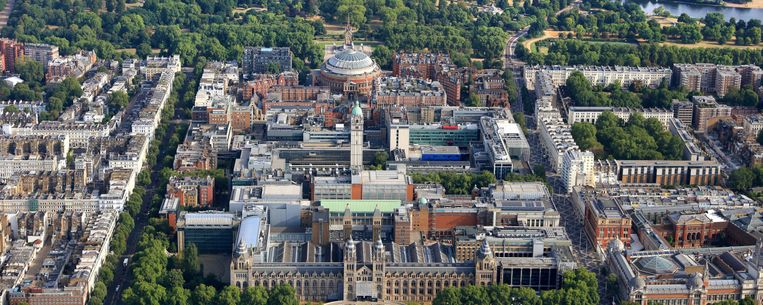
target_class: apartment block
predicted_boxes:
[616,160,721,186]
[23,43,59,69]
[372,76,447,107]
[524,65,672,89]
[671,99,694,126]
[567,106,673,127]
[561,150,595,193]
[691,95,732,132]
[538,118,579,172]
[167,175,215,208]
[392,52,451,80]
[242,47,292,78]
[0,39,23,73]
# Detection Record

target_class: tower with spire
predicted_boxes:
[343,236,357,300]
[475,239,497,286]
[350,101,364,172]
[343,203,353,239]
[344,15,353,47]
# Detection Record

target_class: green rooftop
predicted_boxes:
[319,200,402,214]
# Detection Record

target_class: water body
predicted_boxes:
[630,0,763,21]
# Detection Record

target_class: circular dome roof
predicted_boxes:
[635,256,678,274]
[351,102,363,117]
[324,49,379,76]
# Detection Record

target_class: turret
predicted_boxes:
[475,239,497,286]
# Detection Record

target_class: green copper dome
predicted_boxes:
[351,102,362,117]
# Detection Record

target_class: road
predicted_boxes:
[0,0,15,29]
[502,1,607,302]
[504,26,529,115]
[104,73,190,305]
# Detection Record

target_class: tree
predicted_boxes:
[266,285,298,305]
[241,286,269,305]
[433,288,461,305]
[4,105,19,113]
[165,287,190,305]
[371,45,393,70]
[190,284,216,305]
[460,286,490,305]
[108,91,130,113]
[472,26,508,60]
[728,167,755,191]
[739,296,755,305]
[122,282,167,305]
[214,286,241,305]
[466,92,482,107]
[15,60,44,87]
[336,0,366,26]
[182,244,201,281]
[372,151,388,169]
[137,43,153,58]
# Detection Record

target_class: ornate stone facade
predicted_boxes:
[230,238,497,303]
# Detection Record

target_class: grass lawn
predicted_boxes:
[723,0,763,8]
[522,30,572,50]
[116,48,161,55]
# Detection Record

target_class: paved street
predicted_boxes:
[502,5,608,301]
[104,71,192,305]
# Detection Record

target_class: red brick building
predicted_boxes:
[242,71,298,100]
[584,197,632,250]
[0,39,23,73]
[231,104,253,132]
[392,53,451,80]
[653,212,729,248]
[372,77,447,108]
[472,69,509,108]
[167,175,215,208]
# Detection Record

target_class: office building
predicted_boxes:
[0,39,23,73]
[479,116,531,178]
[392,52,451,80]
[176,212,237,254]
[45,51,97,83]
[582,195,632,251]
[672,100,694,126]
[743,114,763,137]
[311,170,415,201]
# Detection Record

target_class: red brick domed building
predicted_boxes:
[316,22,381,98]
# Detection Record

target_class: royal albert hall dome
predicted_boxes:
[318,46,381,97]
[324,48,379,76]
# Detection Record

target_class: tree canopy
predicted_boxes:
[572,112,683,160]
[433,269,599,305]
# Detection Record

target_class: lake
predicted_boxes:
[630,0,763,21]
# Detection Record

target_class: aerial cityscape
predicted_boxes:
[0,0,759,305]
